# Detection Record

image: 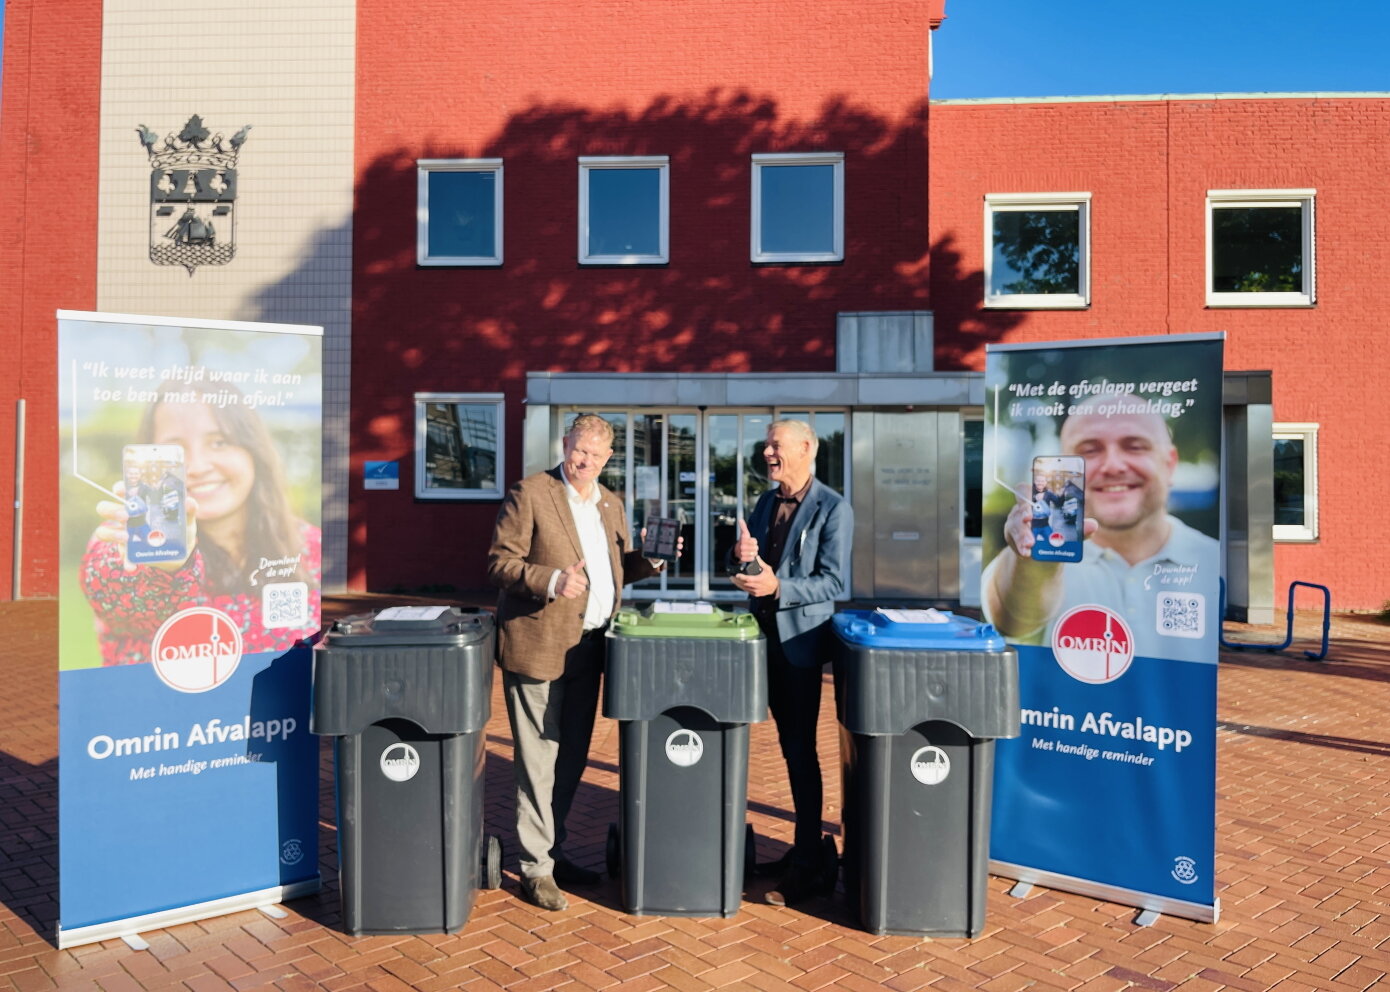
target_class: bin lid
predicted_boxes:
[320,605,493,647]
[609,601,762,640]
[832,608,1005,651]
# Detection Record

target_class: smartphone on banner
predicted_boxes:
[1029,455,1085,563]
[123,444,189,567]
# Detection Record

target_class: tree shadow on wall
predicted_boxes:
[252,90,1023,590]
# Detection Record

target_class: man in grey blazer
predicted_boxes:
[731,419,852,907]
[488,415,665,911]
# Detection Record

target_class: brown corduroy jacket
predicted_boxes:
[486,466,657,680]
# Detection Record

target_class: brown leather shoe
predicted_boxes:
[521,875,568,911]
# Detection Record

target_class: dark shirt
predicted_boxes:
[763,475,813,571]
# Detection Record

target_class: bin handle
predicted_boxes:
[848,619,875,638]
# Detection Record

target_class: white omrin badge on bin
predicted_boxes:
[664,729,704,767]
[909,745,950,785]
[379,742,422,782]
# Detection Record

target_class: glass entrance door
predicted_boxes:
[567,408,845,600]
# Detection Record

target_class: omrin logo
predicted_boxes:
[665,729,704,767]
[380,743,421,782]
[1051,605,1135,683]
[910,746,950,785]
[151,607,243,693]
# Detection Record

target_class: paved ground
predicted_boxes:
[2,595,1388,992]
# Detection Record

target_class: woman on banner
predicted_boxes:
[81,382,322,666]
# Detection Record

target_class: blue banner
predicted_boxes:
[982,334,1223,920]
[57,312,323,945]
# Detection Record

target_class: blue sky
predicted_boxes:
[932,0,1390,99]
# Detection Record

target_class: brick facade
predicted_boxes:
[930,95,1390,609]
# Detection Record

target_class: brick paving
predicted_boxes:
[2,596,1388,991]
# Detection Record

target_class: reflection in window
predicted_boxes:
[1273,423,1318,541]
[1207,190,1315,307]
[417,160,502,266]
[985,193,1090,308]
[579,157,669,264]
[414,394,504,499]
[752,153,844,263]
[963,420,983,539]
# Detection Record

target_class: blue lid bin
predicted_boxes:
[832,608,1019,938]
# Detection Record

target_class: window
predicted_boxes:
[1272,423,1318,541]
[415,393,505,500]
[579,156,669,264]
[417,160,503,266]
[984,193,1090,308]
[1207,189,1315,307]
[752,152,844,263]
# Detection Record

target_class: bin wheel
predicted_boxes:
[606,823,621,879]
[483,834,503,890]
[743,823,757,882]
[820,834,839,896]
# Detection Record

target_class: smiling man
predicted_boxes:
[730,419,852,907]
[982,395,1219,663]
[488,414,668,911]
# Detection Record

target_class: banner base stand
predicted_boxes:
[991,859,1219,924]
[58,878,320,949]
[1008,880,1033,899]
[119,934,150,951]
[1134,909,1161,927]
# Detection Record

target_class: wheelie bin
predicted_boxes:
[603,602,766,917]
[832,608,1019,937]
[312,605,502,935]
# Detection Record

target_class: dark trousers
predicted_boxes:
[765,632,826,863]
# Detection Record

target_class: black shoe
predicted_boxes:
[553,857,602,886]
[754,849,794,879]
[764,861,823,907]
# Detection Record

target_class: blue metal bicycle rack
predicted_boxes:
[1219,578,1331,661]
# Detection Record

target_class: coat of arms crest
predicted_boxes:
[137,115,250,275]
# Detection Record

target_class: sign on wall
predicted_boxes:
[57,310,322,947]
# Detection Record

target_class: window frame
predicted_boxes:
[1272,422,1318,542]
[578,155,670,265]
[1206,188,1316,308]
[414,392,506,501]
[983,192,1091,309]
[751,152,845,263]
[416,159,504,267]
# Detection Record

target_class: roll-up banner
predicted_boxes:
[57,311,323,947]
[983,333,1224,923]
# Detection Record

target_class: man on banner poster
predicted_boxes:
[982,335,1223,918]
[983,392,1219,664]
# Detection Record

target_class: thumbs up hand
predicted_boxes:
[734,518,760,565]
[556,560,589,599]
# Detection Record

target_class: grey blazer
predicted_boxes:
[741,478,852,668]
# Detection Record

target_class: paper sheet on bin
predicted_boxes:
[375,605,452,621]
[875,607,949,623]
[651,601,715,614]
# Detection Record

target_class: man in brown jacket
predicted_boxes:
[487,414,665,911]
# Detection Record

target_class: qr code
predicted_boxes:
[263,582,309,630]
[1156,592,1205,639]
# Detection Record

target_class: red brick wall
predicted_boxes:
[930,96,1390,611]
[352,0,936,591]
[0,0,103,598]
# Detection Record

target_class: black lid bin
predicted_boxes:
[602,603,766,917]
[312,605,501,935]
[833,608,1019,937]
